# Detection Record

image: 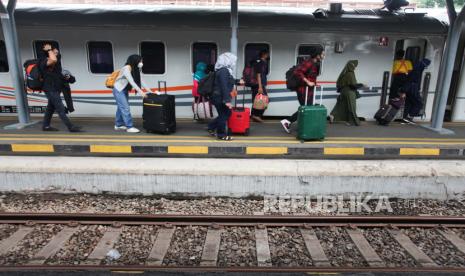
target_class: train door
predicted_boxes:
[389,39,428,116]
[192,42,218,73]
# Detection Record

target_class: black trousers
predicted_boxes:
[389,74,408,100]
[289,89,314,123]
[251,86,267,117]
[43,90,74,130]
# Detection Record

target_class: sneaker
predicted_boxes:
[127,127,140,133]
[251,115,264,123]
[42,126,59,132]
[328,115,334,124]
[114,125,128,131]
[401,118,415,125]
[280,119,291,134]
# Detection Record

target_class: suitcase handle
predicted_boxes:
[158,81,167,94]
[306,85,323,106]
[234,86,246,109]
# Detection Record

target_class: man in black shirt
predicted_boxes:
[40,43,81,132]
[251,50,269,123]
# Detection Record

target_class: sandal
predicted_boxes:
[218,136,233,141]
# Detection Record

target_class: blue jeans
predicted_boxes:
[208,103,232,137]
[113,88,133,128]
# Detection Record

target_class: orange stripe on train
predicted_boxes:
[1,81,337,95]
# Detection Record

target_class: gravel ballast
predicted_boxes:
[163,226,208,266]
[314,227,368,267]
[218,227,257,267]
[362,228,417,267]
[2,193,465,216]
[0,224,63,265]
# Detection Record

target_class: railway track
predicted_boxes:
[1,213,465,272]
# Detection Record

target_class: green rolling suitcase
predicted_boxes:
[297,86,327,141]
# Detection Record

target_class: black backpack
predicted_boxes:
[197,72,216,99]
[285,65,299,91]
[23,59,43,91]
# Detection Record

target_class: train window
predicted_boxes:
[87,41,114,74]
[244,43,270,68]
[0,41,8,72]
[140,42,166,74]
[33,40,60,59]
[405,47,421,64]
[297,44,324,75]
[297,44,324,65]
[192,42,217,73]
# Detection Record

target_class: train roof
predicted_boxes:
[14,4,448,35]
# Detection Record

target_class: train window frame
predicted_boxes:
[243,42,271,75]
[0,40,9,73]
[139,41,167,75]
[191,42,218,74]
[33,40,60,60]
[86,41,115,75]
[295,44,325,76]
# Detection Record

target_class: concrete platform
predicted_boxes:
[2,156,465,199]
[1,116,465,159]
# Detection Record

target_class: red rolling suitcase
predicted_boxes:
[228,89,250,136]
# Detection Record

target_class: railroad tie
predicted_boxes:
[388,229,438,267]
[200,228,222,266]
[0,226,34,256]
[300,228,331,267]
[346,228,385,267]
[146,227,175,266]
[28,226,78,265]
[255,227,272,267]
[437,229,465,255]
[84,227,123,265]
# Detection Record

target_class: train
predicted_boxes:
[0,3,455,121]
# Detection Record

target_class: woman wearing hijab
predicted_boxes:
[207,53,239,141]
[192,62,207,121]
[112,54,150,133]
[329,60,363,126]
[402,58,431,124]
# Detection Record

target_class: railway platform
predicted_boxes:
[0,116,465,159]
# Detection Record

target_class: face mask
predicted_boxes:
[138,62,143,69]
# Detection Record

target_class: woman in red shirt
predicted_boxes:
[281,49,325,134]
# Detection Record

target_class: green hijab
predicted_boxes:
[336,60,359,90]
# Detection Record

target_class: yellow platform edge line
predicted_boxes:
[11,144,54,153]
[168,146,209,154]
[90,145,132,154]
[246,147,288,155]
[324,147,365,155]
[400,148,440,156]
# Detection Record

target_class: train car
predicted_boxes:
[0,4,449,121]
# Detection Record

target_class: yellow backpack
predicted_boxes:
[105,70,120,89]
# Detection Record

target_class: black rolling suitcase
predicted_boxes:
[374,98,403,126]
[143,81,176,134]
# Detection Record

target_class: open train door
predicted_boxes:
[390,38,428,119]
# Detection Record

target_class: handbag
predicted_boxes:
[195,97,214,120]
[253,93,270,110]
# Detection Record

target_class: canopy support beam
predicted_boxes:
[230,0,238,77]
[426,5,465,135]
[0,0,35,130]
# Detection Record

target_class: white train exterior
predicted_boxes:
[0,4,454,121]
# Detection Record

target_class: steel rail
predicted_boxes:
[1,213,465,228]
